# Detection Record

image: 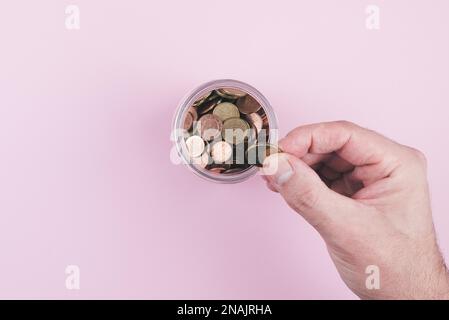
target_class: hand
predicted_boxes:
[262,121,449,299]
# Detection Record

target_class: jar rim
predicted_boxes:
[173,79,278,184]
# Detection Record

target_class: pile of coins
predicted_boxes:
[182,87,281,175]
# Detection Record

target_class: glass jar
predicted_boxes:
[172,79,278,183]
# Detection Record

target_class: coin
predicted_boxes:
[209,166,227,174]
[212,102,240,122]
[211,141,233,163]
[222,117,250,145]
[196,97,222,115]
[188,107,198,122]
[223,168,245,175]
[183,112,193,131]
[193,92,211,106]
[208,162,231,173]
[256,109,269,128]
[197,114,223,141]
[246,112,263,133]
[201,152,212,167]
[216,88,247,99]
[261,115,269,129]
[206,91,220,101]
[185,135,205,158]
[181,86,275,177]
[246,143,282,167]
[246,113,262,143]
[236,94,261,114]
[192,151,211,168]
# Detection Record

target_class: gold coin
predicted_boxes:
[212,102,240,122]
[185,135,205,158]
[216,88,247,99]
[236,94,261,114]
[211,141,233,163]
[222,117,250,145]
[246,143,282,167]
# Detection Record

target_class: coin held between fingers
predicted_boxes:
[262,153,293,185]
[246,143,283,167]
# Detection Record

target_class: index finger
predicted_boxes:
[279,121,401,167]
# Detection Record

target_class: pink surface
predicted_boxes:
[0,0,448,299]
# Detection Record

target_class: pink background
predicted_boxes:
[0,0,448,299]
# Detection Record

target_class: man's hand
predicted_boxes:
[262,121,449,299]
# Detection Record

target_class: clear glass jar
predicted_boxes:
[172,79,278,183]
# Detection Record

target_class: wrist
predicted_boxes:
[404,242,449,300]
[438,267,449,299]
[417,237,449,299]
[427,253,449,299]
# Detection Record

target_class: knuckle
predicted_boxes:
[408,147,427,165]
[293,187,321,212]
[287,188,333,231]
[334,120,356,129]
[400,146,428,174]
[415,149,427,165]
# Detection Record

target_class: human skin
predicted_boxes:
[261,121,449,299]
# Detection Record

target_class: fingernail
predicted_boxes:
[262,153,294,186]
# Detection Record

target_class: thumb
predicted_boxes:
[262,153,357,232]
